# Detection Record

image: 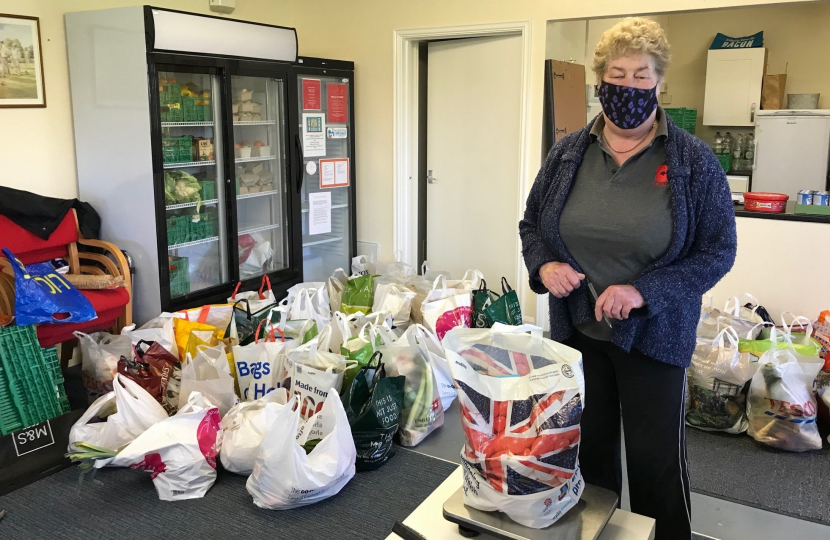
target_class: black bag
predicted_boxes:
[341,352,405,471]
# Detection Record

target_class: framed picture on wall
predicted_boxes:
[0,14,46,108]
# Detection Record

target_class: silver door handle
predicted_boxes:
[427,170,438,184]
[750,103,756,124]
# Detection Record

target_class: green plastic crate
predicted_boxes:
[189,212,216,241]
[664,107,697,134]
[160,101,183,123]
[182,96,212,122]
[200,181,216,200]
[716,153,732,172]
[169,256,190,297]
[167,215,190,246]
[42,347,70,414]
[0,326,67,435]
[162,136,192,164]
[160,83,182,101]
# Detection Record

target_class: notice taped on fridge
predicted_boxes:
[308,192,332,235]
[302,78,321,110]
[302,113,326,158]
[327,83,348,123]
[319,158,349,189]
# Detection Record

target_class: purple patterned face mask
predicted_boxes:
[598,81,658,130]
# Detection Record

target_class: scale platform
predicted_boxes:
[442,484,619,540]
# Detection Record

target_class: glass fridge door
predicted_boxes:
[231,75,290,280]
[158,69,229,299]
[297,74,353,282]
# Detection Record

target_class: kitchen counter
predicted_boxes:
[734,201,830,223]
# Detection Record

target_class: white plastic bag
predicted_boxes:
[68,374,168,454]
[233,337,288,401]
[378,337,444,446]
[697,295,765,341]
[108,392,223,501]
[351,254,376,276]
[400,324,457,411]
[686,327,758,434]
[180,345,238,417]
[746,335,824,452]
[228,275,277,313]
[327,268,349,312]
[373,283,417,329]
[246,393,356,509]
[443,324,585,529]
[121,313,180,359]
[421,275,472,340]
[74,331,132,401]
[220,389,289,475]
[280,288,331,332]
[284,355,350,420]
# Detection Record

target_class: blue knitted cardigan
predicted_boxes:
[520,115,737,368]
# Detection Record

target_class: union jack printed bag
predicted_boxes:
[443,324,585,529]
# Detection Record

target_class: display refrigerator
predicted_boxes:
[290,58,357,282]
[66,7,357,323]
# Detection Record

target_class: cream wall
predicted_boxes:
[0,0,808,321]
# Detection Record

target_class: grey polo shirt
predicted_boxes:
[559,109,673,341]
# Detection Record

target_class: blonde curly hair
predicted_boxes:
[592,17,670,83]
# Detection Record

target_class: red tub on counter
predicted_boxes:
[742,192,789,213]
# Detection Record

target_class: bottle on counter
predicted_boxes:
[732,133,744,160]
[723,132,734,156]
[714,131,723,154]
[744,133,755,161]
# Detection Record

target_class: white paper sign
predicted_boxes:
[320,160,336,187]
[302,113,326,157]
[308,192,332,235]
[335,160,349,186]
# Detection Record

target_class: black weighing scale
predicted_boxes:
[442,484,619,540]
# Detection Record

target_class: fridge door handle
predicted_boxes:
[294,134,305,193]
[751,140,758,170]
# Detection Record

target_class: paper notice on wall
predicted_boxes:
[308,192,332,235]
[319,158,349,189]
[302,113,326,157]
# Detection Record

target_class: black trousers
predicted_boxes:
[566,331,691,540]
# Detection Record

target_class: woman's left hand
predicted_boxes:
[595,285,645,321]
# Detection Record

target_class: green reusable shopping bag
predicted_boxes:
[471,280,501,329]
[739,331,822,360]
[484,278,523,326]
[341,274,376,315]
[340,337,375,395]
[341,352,405,471]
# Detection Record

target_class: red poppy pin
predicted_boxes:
[653,164,669,186]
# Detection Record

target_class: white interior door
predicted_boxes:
[426,35,522,286]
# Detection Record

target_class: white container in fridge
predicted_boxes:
[235,146,252,159]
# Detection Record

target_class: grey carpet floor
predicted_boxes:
[0,446,457,540]
[686,426,830,526]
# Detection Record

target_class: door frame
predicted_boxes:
[393,21,534,321]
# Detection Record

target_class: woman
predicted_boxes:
[520,18,736,539]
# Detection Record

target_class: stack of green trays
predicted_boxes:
[162,136,193,164]
[664,107,697,135]
[200,180,216,200]
[169,256,190,297]
[0,326,69,436]
[182,96,212,122]
[160,83,183,122]
[166,215,190,246]
[189,212,216,241]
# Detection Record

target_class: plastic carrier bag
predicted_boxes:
[327,268,349,313]
[180,344,238,417]
[232,322,287,401]
[398,324,457,411]
[686,327,758,434]
[74,331,132,402]
[373,282,417,329]
[246,393,356,509]
[421,275,472,340]
[746,334,824,452]
[107,392,223,501]
[378,334,444,446]
[443,324,585,529]
[118,340,181,415]
[68,374,168,455]
[341,352,405,471]
[341,274,376,315]
[220,388,289,475]
[2,247,97,325]
[121,313,179,359]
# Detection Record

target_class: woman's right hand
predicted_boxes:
[539,262,585,298]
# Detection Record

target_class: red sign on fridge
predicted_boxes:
[302,79,321,110]
[327,83,348,123]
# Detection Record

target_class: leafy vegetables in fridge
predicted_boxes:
[164,170,202,209]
